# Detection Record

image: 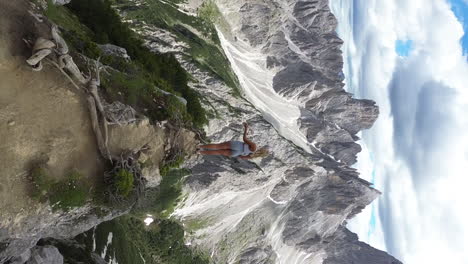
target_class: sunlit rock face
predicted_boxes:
[214,0,378,165]
[118,0,398,263]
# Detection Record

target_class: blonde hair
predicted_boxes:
[250,147,269,158]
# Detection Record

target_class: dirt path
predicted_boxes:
[0,0,199,225]
[0,0,102,219]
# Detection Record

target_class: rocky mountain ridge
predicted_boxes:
[117,0,401,263]
[0,0,402,263]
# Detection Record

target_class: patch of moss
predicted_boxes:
[49,171,89,210]
[30,168,89,210]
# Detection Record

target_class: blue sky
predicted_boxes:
[395,40,413,57]
[331,0,468,263]
[449,0,468,54]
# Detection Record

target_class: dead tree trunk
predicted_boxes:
[87,95,111,160]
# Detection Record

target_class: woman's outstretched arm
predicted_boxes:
[242,122,257,152]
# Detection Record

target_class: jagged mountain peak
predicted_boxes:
[118,0,396,262]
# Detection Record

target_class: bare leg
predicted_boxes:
[199,149,232,156]
[199,142,231,150]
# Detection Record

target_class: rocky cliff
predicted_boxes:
[213,0,378,166]
[117,0,400,263]
[0,0,401,263]
[0,0,197,262]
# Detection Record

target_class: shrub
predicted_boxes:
[114,169,134,197]
[62,30,102,59]
[159,155,184,177]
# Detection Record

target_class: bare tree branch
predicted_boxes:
[51,24,69,55]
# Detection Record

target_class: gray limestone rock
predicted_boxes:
[8,248,31,264]
[323,228,402,264]
[63,0,399,263]
[25,246,63,264]
[237,247,277,264]
[51,0,70,6]
[98,44,131,61]
[0,206,125,263]
[215,0,378,164]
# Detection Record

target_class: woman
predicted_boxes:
[199,123,268,159]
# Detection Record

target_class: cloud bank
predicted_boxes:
[330,0,468,263]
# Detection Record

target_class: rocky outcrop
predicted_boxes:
[322,228,401,264]
[0,1,195,261]
[0,1,119,261]
[51,0,70,6]
[52,0,71,5]
[98,44,131,61]
[0,205,124,263]
[108,117,197,187]
[10,246,63,264]
[29,238,108,264]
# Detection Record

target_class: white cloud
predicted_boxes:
[331,0,468,263]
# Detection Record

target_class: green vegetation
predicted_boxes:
[39,1,220,261]
[74,216,209,264]
[198,0,222,23]
[30,167,89,210]
[114,169,134,197]
[154,168,189,217]
[49,171,89,210]
[135,168,189,218]
[44,0,91,36]
[114,0,240,96]
[145,153,188,217]
[159,155,185,177]
[44,0,102,59]
[185,217,211,232]
[44,0,208,127]
[66,0,208,127]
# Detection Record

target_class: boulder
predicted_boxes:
[98,44,131,61]
[51,0,71,5]
[26,246,63,264]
